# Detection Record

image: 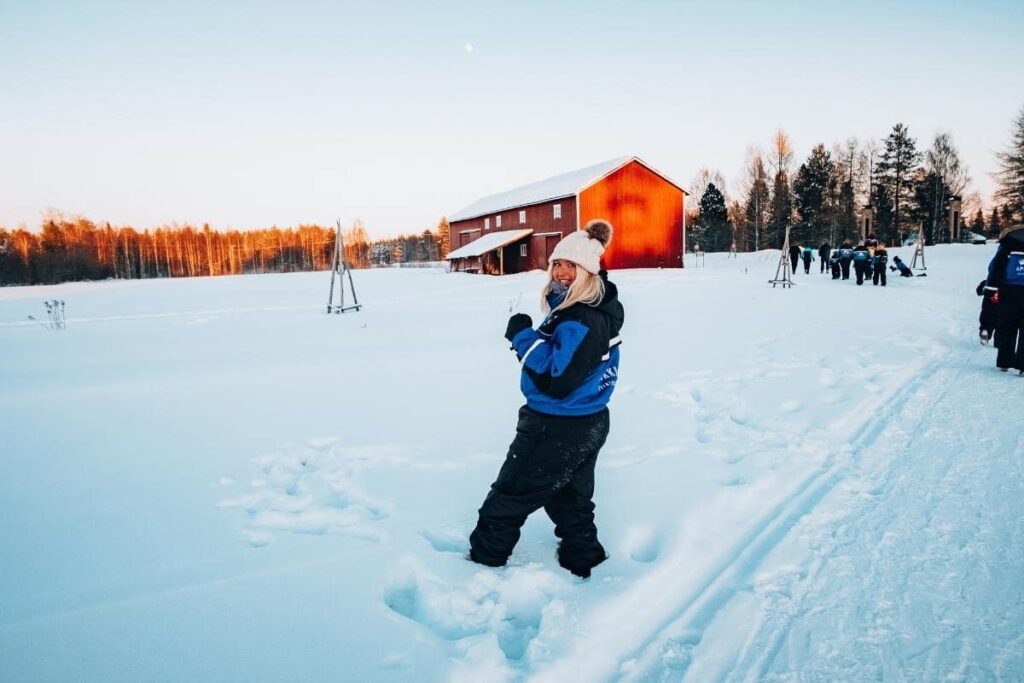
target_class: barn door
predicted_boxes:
[544,235,561,268]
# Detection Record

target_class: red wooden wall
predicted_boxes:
[578,160,685,269]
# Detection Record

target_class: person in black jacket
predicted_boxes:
[890,255,915,277]
[829,250,841,279]
[789,243,800,273]
[985,224,1024,373]
[871,245,888,286]
[818,241,831,274]
[469,219,624,578]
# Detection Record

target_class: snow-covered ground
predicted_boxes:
[1,245,1021,682]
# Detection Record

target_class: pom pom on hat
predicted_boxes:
[549,219,613,274]
[584,219,613,246]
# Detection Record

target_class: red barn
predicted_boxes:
[446,157,687,274]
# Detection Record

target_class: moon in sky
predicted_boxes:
[464,43,473,53]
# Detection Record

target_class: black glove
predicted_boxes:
[505,313,533,341]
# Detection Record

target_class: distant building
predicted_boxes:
[446,157,687,274]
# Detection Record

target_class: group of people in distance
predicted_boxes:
[977,224,1024,375]
[788,233,918,287]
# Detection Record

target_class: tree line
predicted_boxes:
[689,106,1024,253]
[0,215,452,286]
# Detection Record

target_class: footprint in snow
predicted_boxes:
[420,529,469,555]
[217,441,392,547]
[383,560,572,663]
[623,526,664,563]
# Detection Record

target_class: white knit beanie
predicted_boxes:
[549,220,613,274]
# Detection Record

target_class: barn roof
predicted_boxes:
[449,157,633,222]
[446,228,534,259]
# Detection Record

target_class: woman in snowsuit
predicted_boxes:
[469,220,624,578]
[986,224,1024,373]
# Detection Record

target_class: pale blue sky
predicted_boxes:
[2,0,1022,237]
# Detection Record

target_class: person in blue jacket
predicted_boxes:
[801,243,814,274]
[986,224,1024,373]
[852,242,871,285]
[469,219,624,578]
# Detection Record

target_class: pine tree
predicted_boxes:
[874,123,923,244]
[793,144,834,246]
[768,171,792,248]
[994,104,1024,224]
[872,183,895,241]
[1002,205,1015,230]
[699,183,731,252]
[971,208,986,236]
[989,207,1002,237]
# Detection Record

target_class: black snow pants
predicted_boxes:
[854,261,867,285]
[470,405,610,577]
[840,258,852,280]
[802,254,812,274]
[995,286,1024,371]
[873,265,886,286]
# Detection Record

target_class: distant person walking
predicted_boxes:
[838,240,854,280]
[469,220,624,578]
[801,244,814,274]
[872,245,888,286]
[852,242,871,285]
[818,241,831,273]
[789,243,801,274]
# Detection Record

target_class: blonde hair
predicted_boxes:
[540,263,606,314]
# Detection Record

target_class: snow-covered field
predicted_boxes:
[2,245,1021,682]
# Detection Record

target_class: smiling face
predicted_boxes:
[551,259,577,286]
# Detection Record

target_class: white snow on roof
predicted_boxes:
[449,157,631,222]
[446,228,534,259]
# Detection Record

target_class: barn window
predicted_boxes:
[519,210,526,224]
[484,218,489,230]
[496,215,502,228]
[553,204,562,219]
[520,244,528,257]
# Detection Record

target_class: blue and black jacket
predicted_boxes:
[508,273,624,417]
[986,228,1024,288]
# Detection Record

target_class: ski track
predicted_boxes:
[615,352,1024,682]
[526,352,942,683]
